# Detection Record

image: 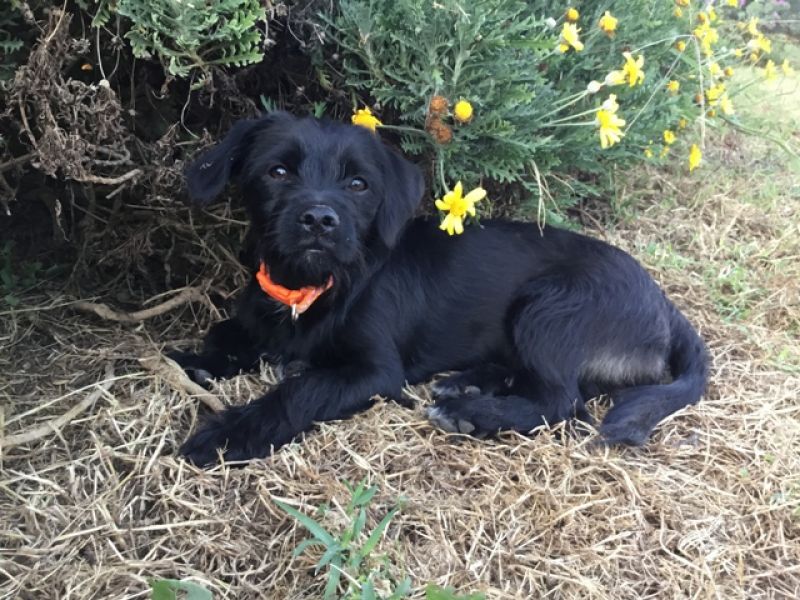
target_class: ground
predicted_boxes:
[1,71,799,599]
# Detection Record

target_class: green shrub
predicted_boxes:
[0,1,26,81]
[319,0,787,219]
[83,0,267,82]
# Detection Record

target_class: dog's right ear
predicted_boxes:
[185,119,262,205]
[186,111,302,206]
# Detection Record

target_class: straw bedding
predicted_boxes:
[2,151,799,599]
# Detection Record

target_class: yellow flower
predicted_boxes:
[675,0,690,6]
[566,7,579,22]
[747,17,759,37]
[709,62,722,77]
[453,99,474,123]
[697,12,709,25]
[750,52,760,63]
[748,35,772,54]
[708,8,717,22]
[559,22,584,52]
[663,130,676,145]
[351,107,382,132]
[727,0,737,6]
[694,22,719,55]
[724,66,735,77]
[436,182,486,236]
[734,48,744,58]
[601,94,620,113]
[674,7,683,17]
[676,40,687,52]
[706,83,726,105]
[764,59,778,81]
[689,144,702,171]
[678,117,688,130]
[598,11,618,36]
[720,94,734,115]
[596,94,626,149]
[621,52,645,87]
[644,147,654,158]
[707,109,717,118]
[782,59,795,76]
[604,70,626,86]
[660,146,670,159]
[667,80,680,94]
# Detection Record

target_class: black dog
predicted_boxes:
[174,112,708,466]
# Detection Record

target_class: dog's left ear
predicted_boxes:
[376,146,424,248]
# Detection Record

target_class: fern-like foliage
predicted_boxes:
[91,0,268,80]
[322,0,557,205]
[0,2,25,81]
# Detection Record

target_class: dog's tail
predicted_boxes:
[600,304,709,445]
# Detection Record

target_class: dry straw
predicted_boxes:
[2,138,799,599]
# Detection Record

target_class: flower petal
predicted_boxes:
[464,187,487,204]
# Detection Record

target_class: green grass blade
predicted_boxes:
[316,543,342,573]
[359,507,398,558]
[274,500,336,546]
[323,556,343,600]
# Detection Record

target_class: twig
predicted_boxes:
[1,364,115,449]
[139,355,225,413]
[0,153,35,174]
[73,286,208,323]
[74,168,142,187]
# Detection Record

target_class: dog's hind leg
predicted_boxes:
[426,372,586,437]
[427,275,594,436]
[431,363,514,399]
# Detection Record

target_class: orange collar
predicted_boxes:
[255,262,333,319]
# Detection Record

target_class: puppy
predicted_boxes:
[174,112,708,466]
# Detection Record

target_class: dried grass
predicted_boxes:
[2,109,800,600]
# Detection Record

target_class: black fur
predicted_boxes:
[174,112,709,466]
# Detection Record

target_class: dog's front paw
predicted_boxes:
[180,397,295,467]
[180,417,237,466]
[168,350,218,388]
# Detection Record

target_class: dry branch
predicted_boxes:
[73,286,208,323]
[139,355,226,413]
[1,364,115,449]
[74,168,142,187]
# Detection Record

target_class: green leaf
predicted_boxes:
[150,580,176,600]
[292,538,319,557]
[323,556,343,600]
[274,500,336,547]
[353,485,378,507]
[390,577,413,599]
[359,507,398,559]
[425,584,485,600]
[352,507,367,540]
[360,579,376,600]
[316,543,342,573]
[149,579,213,600]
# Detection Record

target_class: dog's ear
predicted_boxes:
[376,146,424,247]
[185,113,292,205]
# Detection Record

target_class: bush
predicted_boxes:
[319,0,790,219]
[81,0,268,82]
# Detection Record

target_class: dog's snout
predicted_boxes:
[299,205,340,234]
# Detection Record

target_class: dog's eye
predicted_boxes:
[348,177,368,192]
[269,165,289,180]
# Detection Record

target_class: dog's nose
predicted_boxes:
[299,205,340,234]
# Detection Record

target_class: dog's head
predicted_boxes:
[185,112,424,288]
